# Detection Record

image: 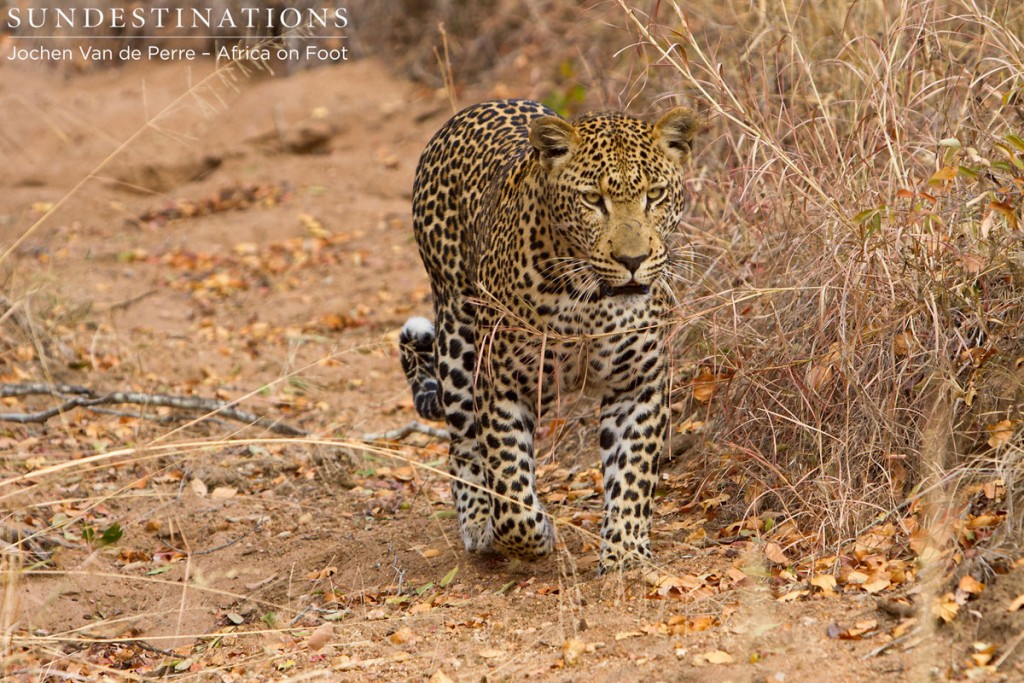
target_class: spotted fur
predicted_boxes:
[400,99,698,571]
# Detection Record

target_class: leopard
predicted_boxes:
[399,98,698,572]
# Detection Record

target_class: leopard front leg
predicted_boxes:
[597,377,667,572]
[475,348,554,559]
[436,302,493,554]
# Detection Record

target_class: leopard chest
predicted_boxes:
[525,291,665,396]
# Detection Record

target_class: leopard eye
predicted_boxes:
[646,186,667,205]
[580,191,604,211]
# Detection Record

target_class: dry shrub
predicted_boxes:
[617,0,1024,547]
[344,0,582,86]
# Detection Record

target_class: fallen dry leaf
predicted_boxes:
[210,486,237,499]
[987,419,1015,449]
[1007,594,1024,612]
[893,330,914,356]
[863,577,891,594]
[805,362,835,393]
[726,566,753,587]
[971,642,997,667]
[306,623,333,651]
[675,416,705,434]
[692,369,718,402]
[968,514,1003,529]
[305,565,337,581]
[389,627,417,645]
[841,619,878,639]
[845,570,869,585]
[892,618,918,638]
[959,575,985,595]
[478,648,504,660]
[190,477,208,497]
[933,593,960,622]
[776,589,810,603]
[810,574,837,593]
[764,542,789,565]
[409,601,433,615]
[428,672,455,683]
[644,571,704,598]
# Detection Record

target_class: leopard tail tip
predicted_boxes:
[400,316,435,348]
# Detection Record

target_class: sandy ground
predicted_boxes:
[1,56,1022,682]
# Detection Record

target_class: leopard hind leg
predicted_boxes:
[400,311,493,553]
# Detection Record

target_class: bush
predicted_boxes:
[620,0,1024,547]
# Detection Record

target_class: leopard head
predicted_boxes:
[529,107,698,297]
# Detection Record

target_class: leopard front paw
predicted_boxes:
[597,542,652,575]
[460,519,495,554]
[491,515,555,560]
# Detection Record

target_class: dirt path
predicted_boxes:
[1,58,1017,682]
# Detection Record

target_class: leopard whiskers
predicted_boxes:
[539,256,596,290]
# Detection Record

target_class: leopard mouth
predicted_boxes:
[600,282,651,297]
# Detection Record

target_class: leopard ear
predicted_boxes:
[654,107,699,165]
[529,116,579,171]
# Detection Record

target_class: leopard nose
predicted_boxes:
[613,252,650,275]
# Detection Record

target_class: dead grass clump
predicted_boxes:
[622,0,1024,548]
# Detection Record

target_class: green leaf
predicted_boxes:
[853,207,881,223]
[99,523,123,546]
[416,582,435,596]
[994,143,1024,170]
[147,565,173,576]
[261,611,278,627]
[864,212,882,237]
[1006,134,1024,152]
[78,522,122,549]
[957,165,980,180]
[439,565,459,589]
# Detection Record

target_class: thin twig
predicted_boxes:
[361,420,449,442]
[862,630,918,660]
[0,383,307,436]
[123,639,177,657]
[993,628,1024,669]
[173,518,265,557]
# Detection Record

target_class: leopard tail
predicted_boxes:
[399,317,444,421]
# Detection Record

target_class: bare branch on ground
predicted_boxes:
[0,382,307,436]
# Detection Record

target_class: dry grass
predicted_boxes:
[612,0,1024,550]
